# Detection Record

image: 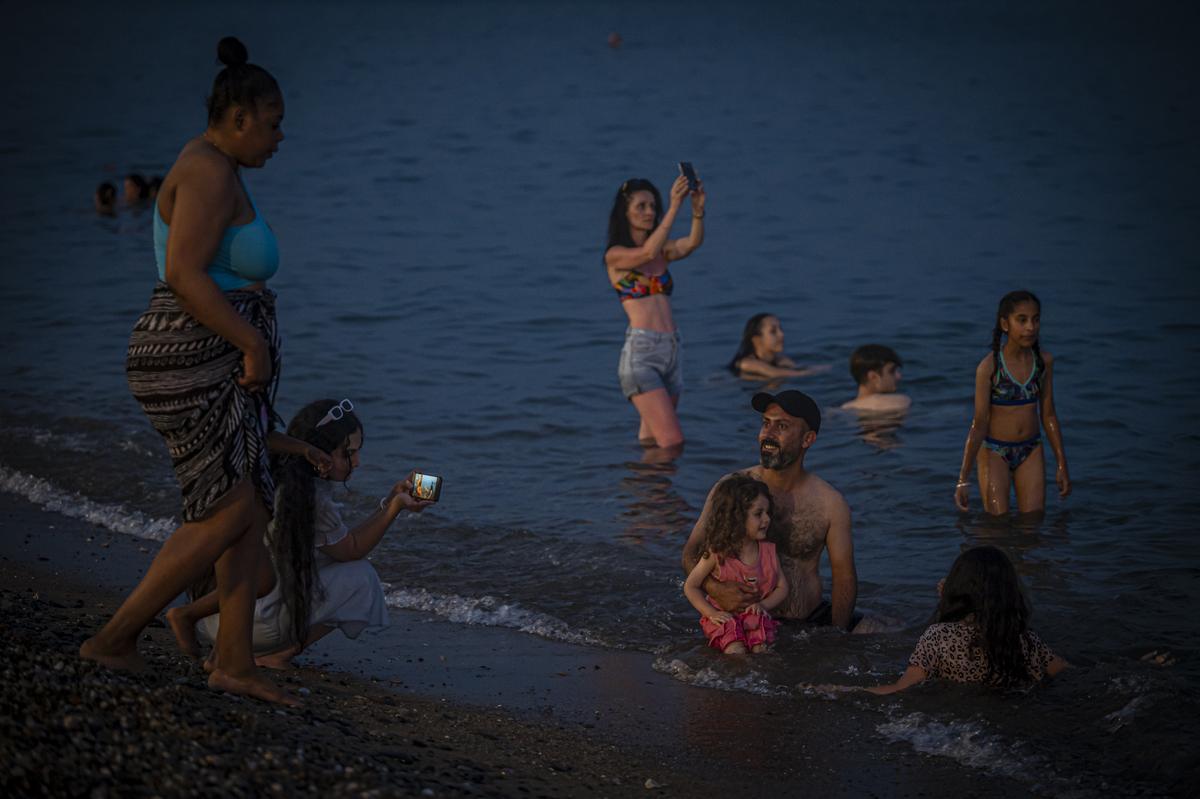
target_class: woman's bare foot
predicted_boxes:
[79,636,147,672]
[165,608,201,658]
[255,644,301,670]
[208,669,300,707]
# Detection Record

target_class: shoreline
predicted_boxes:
[0,490,1032,797]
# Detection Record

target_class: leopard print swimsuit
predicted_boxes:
[909,621,1055,683]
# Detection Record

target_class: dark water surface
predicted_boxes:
[2,2,1198,794]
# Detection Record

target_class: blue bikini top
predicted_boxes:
[154,178,279,290]
[991,350,1042,406]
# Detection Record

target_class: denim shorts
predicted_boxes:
[618,327,682,399]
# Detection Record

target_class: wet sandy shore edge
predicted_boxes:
[0,491,1027,797]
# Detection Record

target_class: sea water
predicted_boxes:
[1,2,1197,794]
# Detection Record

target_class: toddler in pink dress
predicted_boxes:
[684,475,789,654]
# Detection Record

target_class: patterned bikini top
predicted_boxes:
[612,253,673,302]
[991,350,1042,406]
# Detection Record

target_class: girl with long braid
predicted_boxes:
[954,290,1071,515]
[167,399,431,668]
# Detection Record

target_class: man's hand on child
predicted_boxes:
[747,603,769,617]
[707,611,733,626]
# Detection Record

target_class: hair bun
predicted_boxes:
[216,36,249,68]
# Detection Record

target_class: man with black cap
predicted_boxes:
[682,390,861,630]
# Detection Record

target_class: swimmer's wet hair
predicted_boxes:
[206,36,281,124]
[849,344,902,385]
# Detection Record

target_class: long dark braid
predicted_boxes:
[990,290,1042,387]
[937,546,1034,687]
[270,400,363,647]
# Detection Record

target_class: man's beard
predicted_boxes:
[759,438,799,470]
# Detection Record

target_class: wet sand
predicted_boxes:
[0,492,1031,797]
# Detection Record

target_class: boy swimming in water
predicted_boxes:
[841,344,911,413]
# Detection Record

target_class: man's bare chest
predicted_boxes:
[768,500,828,561]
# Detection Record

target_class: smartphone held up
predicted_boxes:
[411,472,442,502]
[678,161,699,192]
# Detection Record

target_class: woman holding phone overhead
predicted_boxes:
[604,167,706,453]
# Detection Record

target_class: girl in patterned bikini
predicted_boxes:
[684,475,789,654]
[167,399,432,669]
[852,546,1069,694]
[954,290,1071,515]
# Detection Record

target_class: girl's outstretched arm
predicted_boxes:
[955,356,994,511]
[684,554,732,624]
[320,475,432,563]
[1038,352,1071,499]
[864,664,928,695]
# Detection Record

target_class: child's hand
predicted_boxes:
[707,611,733,626]
[384,476,435,514]
[954,480,970,511]
[747,603,769,618]
[304,445,332,478]
[1056,464,1071,498]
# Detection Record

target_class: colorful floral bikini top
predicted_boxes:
[612,253,674,302]
[991,350,1042,406]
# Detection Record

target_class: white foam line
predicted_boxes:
[651,656,791,697]
[0,464,176,542]
[875,710,1037,779]
[383,585,612,649]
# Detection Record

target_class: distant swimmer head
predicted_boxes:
[205,36,285,168]
[849,344,903,391]
[94,181,116,215]
[729,313,784,373]
[123,173,148,204]
[606,178,662,252]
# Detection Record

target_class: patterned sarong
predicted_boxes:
[126,282,281,522]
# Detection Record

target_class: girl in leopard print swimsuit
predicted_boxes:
[862,546,1069,694]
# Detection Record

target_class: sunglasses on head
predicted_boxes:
[316,399,354,428]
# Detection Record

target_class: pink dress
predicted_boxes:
[698,541,781,651]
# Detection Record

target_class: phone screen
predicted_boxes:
[411,473,442,502]
[678,161,699,191]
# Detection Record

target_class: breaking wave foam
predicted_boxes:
[651,656,791,697]
[876,710,1037,779]
[0,464,175,541]
[383,585,611,648]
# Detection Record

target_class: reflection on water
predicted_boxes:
[617,459,694,544]
[844,407,908,451]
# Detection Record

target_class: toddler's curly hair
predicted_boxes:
[702,474,773,559]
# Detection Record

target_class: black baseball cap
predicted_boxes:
[751,390,821,433]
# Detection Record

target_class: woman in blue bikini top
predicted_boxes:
[953,290,1072,516]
